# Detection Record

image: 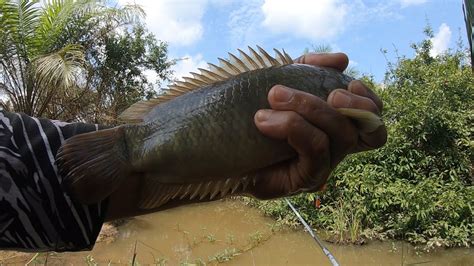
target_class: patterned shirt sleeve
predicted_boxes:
[0,111,109,252]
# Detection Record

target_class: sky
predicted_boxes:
[117,0,468,84]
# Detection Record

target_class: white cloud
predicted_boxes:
[350,1,401,22]
[172,54,208,81]
[400,0,427,8]
[227,1,264,47]
[430,23,451,57]
[143,54,207,87]
[143,69,159,85]
[261,0,348,41]
[119,0,207,46]
[226,1,400,47]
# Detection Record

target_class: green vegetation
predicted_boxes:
[173,222,280,265]
[251,29,474,249]
[208,248,241,263]
[206,233,217,243]
[0,0,174,122]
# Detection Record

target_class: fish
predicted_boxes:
[56,46,383,208]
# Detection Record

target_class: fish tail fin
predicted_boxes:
[56,127,130,204]
[336,108,384,133]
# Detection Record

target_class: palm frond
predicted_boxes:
[344,66,360,78]
[34,0,144,53]
[33,44,85,89]
[35,0,99,53]
[111,3,145,23]
[34,0,72,53]
[0,0,40,58]
[311,44,333,54]
[32,44,85,115]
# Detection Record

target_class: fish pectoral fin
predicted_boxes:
[56,127,130,204]
[336,108,384,133]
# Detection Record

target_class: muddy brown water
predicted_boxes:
[1,200,472,265]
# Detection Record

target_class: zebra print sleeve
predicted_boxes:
[0,111,109,252]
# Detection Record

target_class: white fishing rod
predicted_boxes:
[285,198,340,266]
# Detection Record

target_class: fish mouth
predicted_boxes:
[139,176,257,209]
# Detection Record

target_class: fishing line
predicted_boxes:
[285,198,340,266]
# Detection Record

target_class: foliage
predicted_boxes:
[253,29,474,249]
[0,0,174,123]
[59,22,174,123]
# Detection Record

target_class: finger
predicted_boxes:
[328,89,381,115]
[295,53,349,72]
[345,81,386,148]
[356,126,387,151]
[327,89,387,150]
[254,109,331,190]
[254,109,302,140]
[266,85,358,163]
[347,80,383,111]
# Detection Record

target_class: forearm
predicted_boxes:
[0,111,109,251]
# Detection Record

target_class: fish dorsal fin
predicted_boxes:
[119,47,293,123]
[118,96,172,123]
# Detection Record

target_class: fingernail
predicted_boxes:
[256,110,272,122]
[349,80,368,95]
[273,86,294,102]
[334,91,351,107]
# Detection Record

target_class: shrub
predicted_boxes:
[251,30,474,249]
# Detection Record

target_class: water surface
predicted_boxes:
[1,200,472,265]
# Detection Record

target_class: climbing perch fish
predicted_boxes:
[56,46,383,208]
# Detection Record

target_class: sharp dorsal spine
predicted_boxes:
[119,46,293,123]
[184,46,292,88]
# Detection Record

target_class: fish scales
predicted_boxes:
[56,47,383,208]
[127,64,348,183]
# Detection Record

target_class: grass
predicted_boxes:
[208,248,241,263]
[172,219,280,264]
[206,234,217,243]
[324,198,365,244]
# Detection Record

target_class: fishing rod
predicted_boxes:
[285,198,340,266]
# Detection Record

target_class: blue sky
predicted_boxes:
[119,0,467,83]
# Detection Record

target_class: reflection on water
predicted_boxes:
[1,200,473,265]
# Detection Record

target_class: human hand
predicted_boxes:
[249,53,387,199]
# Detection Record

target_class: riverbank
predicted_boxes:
[1,199,472,265]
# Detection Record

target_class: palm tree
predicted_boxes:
[0,0,142,117]
[464,0,473,69]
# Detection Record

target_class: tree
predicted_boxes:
[49,16,175,123]
[0,0,174,123]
